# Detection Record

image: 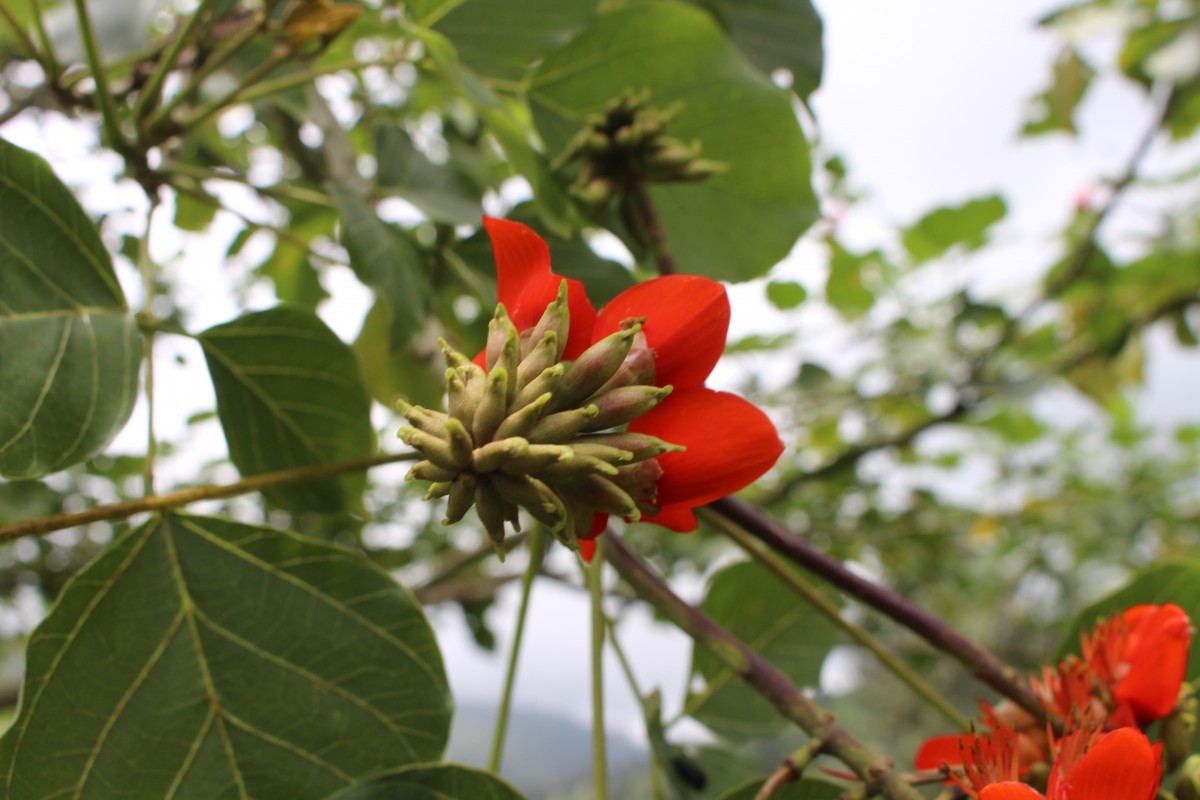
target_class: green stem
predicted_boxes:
[139,198,160,496]
[159,162,337,208]
[0,452,418,542]
[754,740,824,800]
[605,531,925,800]
[605,616,666,799]
[701,509,971,732]
[177,49,292,133]
[30,0,61,81]
[227,52,411,108]
[70,0,124,150]
[487,529,545,773]
[0,3,41,64]
[133,0,220,125]
[145,13,264,136]
[587,537,609,800]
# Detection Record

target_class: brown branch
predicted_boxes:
[0,453,417,542]
[709,497,1049,724]
[605,531,925,800]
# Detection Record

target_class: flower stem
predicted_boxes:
[587,537,609,800]
[132,0,220,124]
[709,497,1048,724]
[0,452,417,542]
[701,508,971,731]
[488,528,544,773]
[626,182,676,276]
[605,531,925,800]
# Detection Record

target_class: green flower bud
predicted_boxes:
[444,417,474,467]
[574,474,641,520]
[473,437,530,473]
[512,364,564,411]
[552,325,639,411]
[584,385,672,431]
[494,392,552,440]
[490,473,567,530]
[400,427,458,471]
[472,367,510,444]
[528,281,570,361]
[574,432,684,463]
[528,405,599,444]
[501,444,574,475]
[517,331,559,389]
[407,459,458,483]
[475,478,511,557]
[444,473,477,525]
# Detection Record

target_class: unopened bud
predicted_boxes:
[574,474,641,520]
[533,454,620,480]
[446,369,478,431]
[528,405,599,444]
[612,459,664,510]
[1164,693,1197,772]
[513,363,564,410]
[490,473,566,530]
[423,481,453,500]
[444,473,477,525]
[585,385,672,431]
[400,427,458,471]
[475,478,510,557]
[528,281,570,361]
[402,404,451,438]
[517,331,559,388]
[553,326,639,410]
[494,392,552,440]
[502,444,574,475]
[590,329,655,395]
[568,443,636,465]
[575,432,684,463]
[473,367,510,444]
[473,437,530,473]
[407,459,457,483]
[1175,755,1200,800]
[572,176,619,207]
[444,417,475,467]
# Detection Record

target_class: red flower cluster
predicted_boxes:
[915,603,1191,799]
[481,217,783,556]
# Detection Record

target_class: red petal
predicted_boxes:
[1115,604,1191,722]
[641,503,698,532]
[593,275,729,388]
[482,217,597,359]
[578,513,609,562]
[914,734,969,771]
[980,784,1045,800]
[1051,728,1161,800]
[629,388,782,507]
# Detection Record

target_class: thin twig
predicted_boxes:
[0,452,417,542]
[709,497,1049,724]
[605,531,925,800]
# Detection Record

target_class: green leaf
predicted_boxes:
[529,2,817,282]
[824,244,875,319]
[408,0,600,82]
[719,777,844,800]
[0,137,141,478]
[322,763,526,799]
[174,188,219,232]
[332,187,433,350]
[976,407,1046,445]
[1023,48,1095,137]
[688,0,823,100]
[374,123,484,225]
[198,307,374,513]
[687,561,841,741]
[0,514,452,798]
[766,280,807,310]
[901,195,1007,263]
[670,745,760,799]
[255,204,334,309]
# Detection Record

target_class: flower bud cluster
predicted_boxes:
[555,90,725,209]
[399,282,683,556]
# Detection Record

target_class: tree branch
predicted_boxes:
[605,531,925,800]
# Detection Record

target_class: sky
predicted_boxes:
[3,0,1200,768]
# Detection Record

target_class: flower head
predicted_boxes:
[398,217,782,557]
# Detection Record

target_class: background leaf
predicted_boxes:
[901,195,1007,263]
[0,138,141,479]
[719,777,844,800]
[198,307,374,513]
[323,763,526,799]
[688,0,824,100]
[0,514,452,799]
[528,1,817,282]
[374,123,485,225]
[687,561,841,741]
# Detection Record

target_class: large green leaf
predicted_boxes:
[687,561,841,741]
[323,763,526,799]
[198,307,374,513]
[407,0,600,82]
[0,514,452,798]
[332,187,432,350]
[528,1,817,282]
[0,138,141,478]
[688,0,824,100]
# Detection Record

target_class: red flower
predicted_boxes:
[1081,603,1191,724]
[976,727,1162,800]
[481,218,783,555]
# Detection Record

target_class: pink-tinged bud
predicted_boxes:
[584,385,672,431]
[552,325,639,411]
[574,474,641,520]
[486,304,519,372]
[589,328,655,396]
[612,459,663,511]
[574,432,684,463]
